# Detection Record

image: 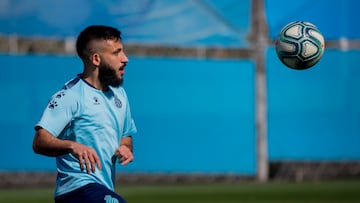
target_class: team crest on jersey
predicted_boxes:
[114,95,122,108]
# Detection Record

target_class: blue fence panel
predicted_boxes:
[3,49,358,173]
[267,48,360,160]
[122,57,255,174]
[0,54,81,171]
[0,54,256,175]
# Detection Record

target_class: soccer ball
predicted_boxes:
[275,21,325,70]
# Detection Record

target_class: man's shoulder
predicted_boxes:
[64,76,82,90]
[49,77,82,103]
[59,76,86,97]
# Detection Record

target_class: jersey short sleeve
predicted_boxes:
[123,100,137,137]
[113,86,137,137]
[36,88,80,137]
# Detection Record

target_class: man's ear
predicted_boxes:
[91,53,101,66]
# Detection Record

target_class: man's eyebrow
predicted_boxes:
[112,48,122,54]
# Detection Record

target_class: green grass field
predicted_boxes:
[1,180,360,203]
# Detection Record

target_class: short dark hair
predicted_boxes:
[76,25,122,60]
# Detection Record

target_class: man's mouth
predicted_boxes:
[119,65,125,74]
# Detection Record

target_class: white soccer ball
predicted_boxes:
[275,21,325,70]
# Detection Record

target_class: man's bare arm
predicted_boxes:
[120,136,133,151]
[33,128,74,156]
[114,136,133,166]
[33,128,102,173]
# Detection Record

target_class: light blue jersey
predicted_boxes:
[35,76,137,197]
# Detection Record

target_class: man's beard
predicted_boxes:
[98,61,123,88]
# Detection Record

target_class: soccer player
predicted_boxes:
[32,25,137,203]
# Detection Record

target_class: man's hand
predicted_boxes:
[114,145,134,166]
[71,142,102,174]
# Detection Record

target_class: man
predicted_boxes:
[32,25,137,203]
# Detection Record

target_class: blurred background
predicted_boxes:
[0,0,359,187]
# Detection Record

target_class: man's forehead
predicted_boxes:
[104,39,122,47]
[93,39,123,52]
